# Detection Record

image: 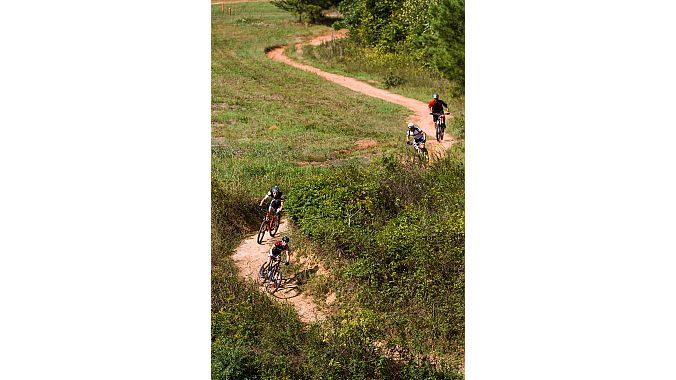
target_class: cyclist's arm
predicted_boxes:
[259,194,270,207]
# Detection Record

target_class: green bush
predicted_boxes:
[284,154,465,365]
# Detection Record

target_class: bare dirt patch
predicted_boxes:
[355,139,377,149]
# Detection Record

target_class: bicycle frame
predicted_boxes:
[263,210,279,231]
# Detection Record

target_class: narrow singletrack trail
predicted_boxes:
[267,29,455,156]
[231,219,327,323]
[231,29,457,326]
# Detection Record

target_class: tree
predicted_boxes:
[426,0,464,90]
[272,0,338,23]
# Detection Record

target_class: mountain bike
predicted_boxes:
[257,208,280,244]
[408,139,429,164]
[257,259,283,292]
[431,112,450,142]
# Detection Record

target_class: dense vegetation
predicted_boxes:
[212,153,465,379]
[285,149,465,368]
[212,2,464,378]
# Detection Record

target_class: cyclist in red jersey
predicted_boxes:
[267,236,291,268]
[428,93,449,125]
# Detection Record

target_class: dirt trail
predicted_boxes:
[231,219,327,323]
[267,29,455,156]
[231,29,456,326]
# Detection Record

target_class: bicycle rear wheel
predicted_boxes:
[257,263,268,285]
[256,220,266,244]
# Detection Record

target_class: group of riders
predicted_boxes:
[259,185,291,269]
[407,93,450,152]
[258,93,448,281]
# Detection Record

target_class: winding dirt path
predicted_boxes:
[231,219,327,323]
[231,29,457,325]
[267,29,455,156]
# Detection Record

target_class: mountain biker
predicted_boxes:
[428,93,449,125]
[267,236,291,268]
[259,185,285,216]
[406,122,427,149]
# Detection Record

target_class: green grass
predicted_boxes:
[212,1,412,202]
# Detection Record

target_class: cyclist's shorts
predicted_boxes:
[415,137,426,144]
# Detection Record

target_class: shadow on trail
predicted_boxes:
[268,265,320,299]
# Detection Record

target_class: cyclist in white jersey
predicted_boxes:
[406,122,426,148]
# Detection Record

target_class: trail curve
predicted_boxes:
[231,219,327,324]
[266,29,455,155]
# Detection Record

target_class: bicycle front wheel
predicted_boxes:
[257,220,266,244]
[420,147,430,164]
[270,216,280,237]
[266,268,282,292]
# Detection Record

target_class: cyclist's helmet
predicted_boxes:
[433,93,439,99]
[407,122,415,129]
[271,185,280,195]
[282,236,290,243]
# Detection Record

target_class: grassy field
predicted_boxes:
[212,3,464,378]
[212,2,412,201]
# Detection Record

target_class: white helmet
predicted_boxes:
[407,122,415,129]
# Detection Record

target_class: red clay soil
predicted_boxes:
[266,29,455,156]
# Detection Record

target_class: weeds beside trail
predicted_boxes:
[212,2,464,378]
[285,148,465,371]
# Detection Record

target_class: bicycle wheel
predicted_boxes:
[271,268,283,291]
[265,266,277,292]
[436,122,442,142]
[256,220,266,244]
[420,147,430,164]
[257,263,268,285]
[270,216,280,237]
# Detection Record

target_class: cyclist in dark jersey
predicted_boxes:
[259,185,285,215]
[428,93,449,125]
[267,236,291,268]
